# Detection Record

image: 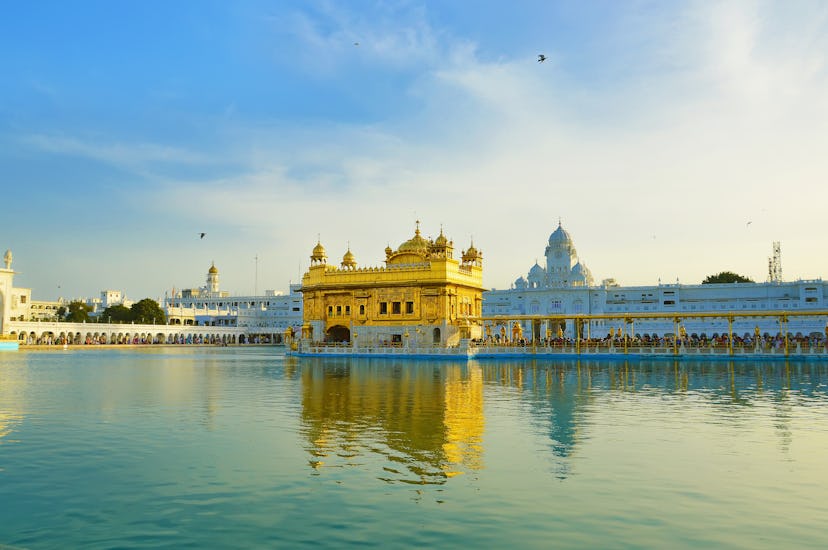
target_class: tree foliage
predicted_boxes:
[64,301,93,322]
[130,298,167,325]
[702,271,754,284]
[101,304,132,323]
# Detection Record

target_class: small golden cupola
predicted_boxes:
[430,226,454,258]
[462,238,482,265]
[207,262,220,293]
[341,245,357,270]
[311,238,327,265]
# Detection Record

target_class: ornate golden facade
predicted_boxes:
[300,223,484,347]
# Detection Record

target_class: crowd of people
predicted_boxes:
[17,333,282,346]
[473,331,828,352]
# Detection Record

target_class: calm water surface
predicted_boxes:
[1,348,827,548]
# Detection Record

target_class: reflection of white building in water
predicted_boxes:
[164,263,303,342]
[483,222,828,338]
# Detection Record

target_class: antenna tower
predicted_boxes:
[767,241,782,283]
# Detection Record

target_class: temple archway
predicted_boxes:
[327,325,350,343]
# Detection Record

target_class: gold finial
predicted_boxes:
[415,219,421,235]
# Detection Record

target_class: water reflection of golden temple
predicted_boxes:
[299,360,484,482]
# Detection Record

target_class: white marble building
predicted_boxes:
[0,250,33,332]
[483,222,828,339]
[164,263,303,342]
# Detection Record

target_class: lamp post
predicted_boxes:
[728,315,734,356]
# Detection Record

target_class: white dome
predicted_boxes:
[572,261,593,286]
[548,222,573,246]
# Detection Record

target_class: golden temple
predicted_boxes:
[299,222,484,348]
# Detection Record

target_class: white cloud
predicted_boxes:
[21,134,213,169]
[267,0,456,74]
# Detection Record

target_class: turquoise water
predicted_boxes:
[1,348,827,548]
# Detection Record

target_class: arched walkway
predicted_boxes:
[327,325,350,343]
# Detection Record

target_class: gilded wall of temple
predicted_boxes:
[300,223,484,346]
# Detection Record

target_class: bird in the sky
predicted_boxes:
[538,54,546,63]
[199,232,206,239]
[354,42,359,46]
[746,221,752,228]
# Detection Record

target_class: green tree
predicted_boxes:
[702,271,754,284]
[64,301,93,322]
[101,304,132,323]
[130,298,167,325]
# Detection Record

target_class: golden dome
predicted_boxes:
[398,223,430,255]
[341,247,357,268]
[435,228,448,246]
[208,262,219,274]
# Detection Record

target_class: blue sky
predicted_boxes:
[2,1,827,301]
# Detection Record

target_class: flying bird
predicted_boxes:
[354,42,359,46]
[199,232,206,239]
[746,221,752,228]
[537,54,546,63]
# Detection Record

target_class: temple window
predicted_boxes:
[406,301,414,314]
[380,302,388,315]
[345,306,351,315]
[336,305,342,315]
[392,302,401,314]
[359,304,365,315]
[328,306,333,316]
